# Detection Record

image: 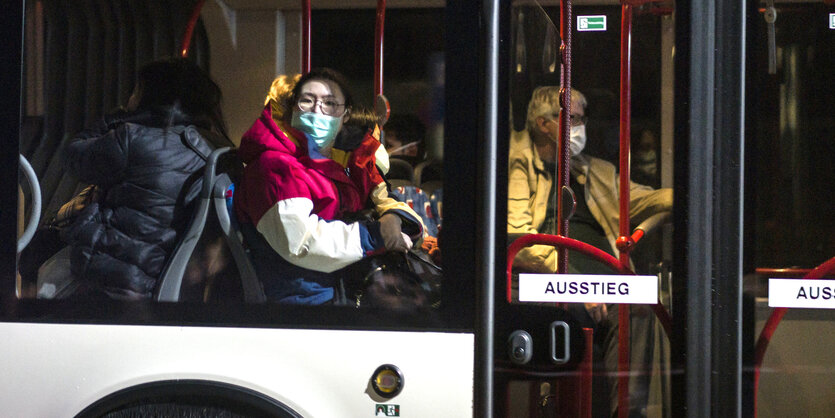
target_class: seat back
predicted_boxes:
[390,185,440,238]
[156,147,265,303]
[414,159,443,195]
[386,157,415,188]
[211,172,266,303]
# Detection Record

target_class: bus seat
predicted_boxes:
[386,157,415,189]
[156,147,266,303]
[390,185,439,238]
[155,149,223,302]
[414,159,442,195]
[211,172,266,303]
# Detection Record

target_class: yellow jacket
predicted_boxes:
[508,130,672,273]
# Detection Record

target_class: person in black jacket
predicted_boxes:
[36,57,232,300]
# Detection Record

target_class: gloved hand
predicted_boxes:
[379,213,410,253]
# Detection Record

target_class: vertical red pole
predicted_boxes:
[374,0,386,97]
[617,4,633,418]
[580,328,594,418]
[557,0,572,274]
[301,0,311,74]
[180,0,206,57]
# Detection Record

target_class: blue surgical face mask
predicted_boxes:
[291,110,341,151]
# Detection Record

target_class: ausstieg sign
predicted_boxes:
[769,278,835,309]
[519,274,657,304]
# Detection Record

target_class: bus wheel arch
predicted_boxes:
[74,379,301,418]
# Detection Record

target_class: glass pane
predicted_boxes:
[15,1,453,327]
[503,1,674,416]
[745,3,835,417]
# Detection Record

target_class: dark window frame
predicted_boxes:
[2,2,475,334]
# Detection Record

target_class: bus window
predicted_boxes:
[14,0,459,326]
[503,1,674,416]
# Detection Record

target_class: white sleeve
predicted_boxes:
[256,197,365,272]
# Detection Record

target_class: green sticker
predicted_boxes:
[577,15,607,32]
[375,404,400,417]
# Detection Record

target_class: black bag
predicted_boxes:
[344,250,442,311]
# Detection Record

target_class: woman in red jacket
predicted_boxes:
[235,68,424,305]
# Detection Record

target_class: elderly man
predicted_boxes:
[508,85,672,277]
[507,85,672,417]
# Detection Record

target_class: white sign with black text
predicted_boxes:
[518,274,658,304]
[769,278,835,309]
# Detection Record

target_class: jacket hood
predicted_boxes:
[239,105,305,164]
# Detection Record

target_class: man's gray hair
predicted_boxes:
[525,86,587,138]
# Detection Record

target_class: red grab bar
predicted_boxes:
[580,327,595,418]
[180,0,206,57]
[505,233,672,337]
[301,0,311,74]
[507,235,630,306]
[374,0,386,97]
[754,267,835,278]
[617,4,634,416]
[753,255,835,417]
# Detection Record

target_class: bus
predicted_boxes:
[3,0,835,417]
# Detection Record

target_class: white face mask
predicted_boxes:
[569,124,587,157]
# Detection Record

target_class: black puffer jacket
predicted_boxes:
[61,110,221,299]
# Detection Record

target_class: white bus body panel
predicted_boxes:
[0,322,474,417]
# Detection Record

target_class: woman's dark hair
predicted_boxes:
[343,106,377,131]
[134,57,229,140]
[335,106,377,150]
[285,67,354,123]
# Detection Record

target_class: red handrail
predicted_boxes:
[374,0,386,97]
[617,4,634,416]
[617,7,634,266]
[580,327,594,418]
[505,233,672,337]
[754,267,835,278]
[180,0,206,57]
[507,236,631,301]
[301,0,311,74]
[753,255,835,417]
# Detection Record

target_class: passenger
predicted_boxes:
[263,74,392,178]
[36,57,232,300]
[234,68,425,305]
[508,85,672,417]
[508,86,672,277]
[384,113,426,167]
[632,127,660,188]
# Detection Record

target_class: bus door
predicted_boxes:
[745,2,835,417]
[499,1,674,417]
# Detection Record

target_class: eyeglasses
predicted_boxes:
[547,113,587,127]
[569,114,587,126]
[297,96,348,117]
